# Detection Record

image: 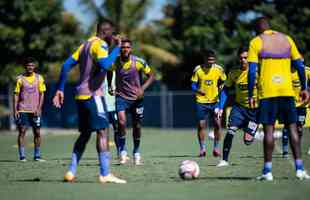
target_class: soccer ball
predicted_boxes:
[178,160,200,180]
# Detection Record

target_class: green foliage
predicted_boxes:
[0,0,84,83]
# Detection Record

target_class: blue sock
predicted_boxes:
[119,135,126,152]
[19,146,25,159]
[34,147,41,158]
[199,140,206,151]
[214,140,220,150]
[133,138,140,154]
[282,128,289,153]
[114,131,120,156]
[68,150,82,175]
[295,159,304,171]
[263,162,272,174]
[99,152,111,176]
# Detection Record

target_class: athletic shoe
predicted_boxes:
[244,132,254,145]
[133,153,142,165]
[282,152,289,158]
[34,157,46,162]
[296,170,310,180]
[99,174,126,184]
[213,148,221,157]
[308,148,310,155]
[119,151,130,165]
[198,150,206,157]
[256,172,273,181]
[64,171,75,182]
[20,157,27,162]
[216,160,229,167]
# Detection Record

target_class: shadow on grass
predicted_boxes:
[239,153,287,159]
[10,178,96,184]
[170,176,290,182]
[151,155,196,158]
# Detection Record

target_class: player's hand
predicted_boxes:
[53,90,64,108]
[248,97,255,109]
[108,87,115,96]
[136,88,144,99]
[300,90,309,105]
[196,89,205,96]
[14,111,20,120]
[113,34,122,47]
[214,108,223,120]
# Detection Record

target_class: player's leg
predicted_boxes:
[16,113,28,161]
[296,107,306,139]
[196,103,207,157]
[108,111,120,157]
[257,98,277,181]
[131,99,144,165]
[31,115,44,161]
[243,108,259,145]
[213,105,222,157]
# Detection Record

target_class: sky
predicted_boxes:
[63,0,167,31]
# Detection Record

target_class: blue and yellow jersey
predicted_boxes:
[292,66,310,107]
[226,68,258,108]
[191,64,227,104]
[111,56,151,74]
[14,73,46,94]
[72,36,109,100]
[248,30,302,99]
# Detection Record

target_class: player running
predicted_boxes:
[108,38,155,165]
[13,57,46,162]
[216,46,259,167]
[191,50,226,158]
[248,17,310,180]
[53,19,126,184]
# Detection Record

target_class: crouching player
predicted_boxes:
[216,47,259,167]
[282,63,310,157]
[13,57,46,162]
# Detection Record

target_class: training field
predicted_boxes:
[0,128,310,200]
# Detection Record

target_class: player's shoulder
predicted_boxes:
[213,64,225,72]
[133,55,147,65]
[305,65,310,72]
[193,65,202,73]
[90,36,109,51]
[16,74,23,82]
[36,73,45,81]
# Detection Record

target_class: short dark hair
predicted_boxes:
[205,49,216,58]
[23,57,36,65]
[96,18,114,31]
[121,38,132,45]
[254,16,270,33]
[237,46,248,55]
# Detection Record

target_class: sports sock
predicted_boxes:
[119,135,126,152]
[199,140,206,151]
[133,138,141,154]
[213,140,220,150]
[223,133,234,161]
[114,131,120,156]
[295,159,304,171]
[99,152,111,176]
[34,147,41,158]
[282,128,289,153]
[262,162,272,174]
[19,146,25,159]
[68,149,83,175]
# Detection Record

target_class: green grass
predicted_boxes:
[0,128,310,200]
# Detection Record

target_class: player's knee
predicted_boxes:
[198,121,206,129]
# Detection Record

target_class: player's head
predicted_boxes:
[23,57,36,74]
[237,46,248,70]
[121,38,132,59]
[203,49,216,68]
[96,19,115,43]
[254,16,270,34]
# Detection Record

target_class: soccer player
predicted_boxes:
[248,17,310,180]
[108,38,155,165]
[13,57,46,162]
[191,50,226,157]
[52,19,126,184]
[216,46,259,167]
[282,63,310,158]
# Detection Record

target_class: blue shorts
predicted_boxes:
[259,97,297,125]
[15,112,41,128]
[116,96,144,120]
[196,103,217,122]
[228,104,258,135]
[76,97,109,133]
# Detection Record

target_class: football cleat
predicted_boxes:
[64,171,75,182]
[198,150,206,157]
[119,151,130,165]
[256,172,273,181]
[133,153,143,165]
[34,157,46,162]
[296,170,310,180]
[99,174,127,184]
[212,148,221,157]
[20,157,27,162]
[216,160,229,167]
[282,152,289,158]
